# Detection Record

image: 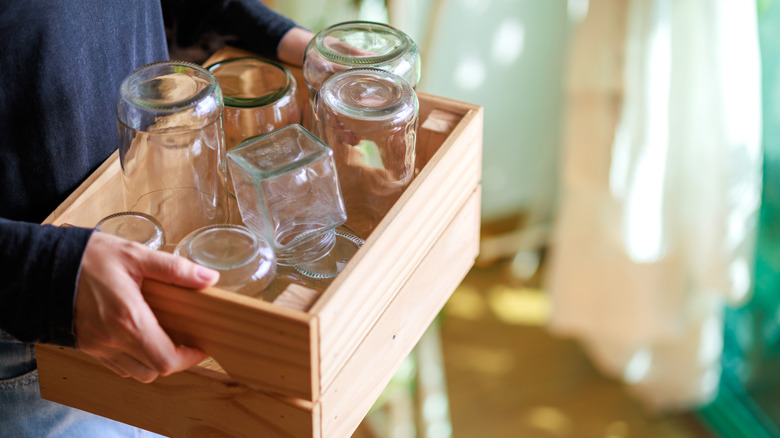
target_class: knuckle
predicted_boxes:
[154,356,180,376]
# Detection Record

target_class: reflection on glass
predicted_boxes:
[207,57,301,150]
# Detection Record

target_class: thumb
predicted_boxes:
[138,249,220,289]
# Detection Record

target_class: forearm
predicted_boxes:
[0,217,92,347]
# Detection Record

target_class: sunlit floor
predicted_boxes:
[356,237,717,438]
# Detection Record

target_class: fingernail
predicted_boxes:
[195,266,219,284]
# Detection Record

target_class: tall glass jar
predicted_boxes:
[302,21,421,131]
[117,61,228,247]
[314,68,419,237]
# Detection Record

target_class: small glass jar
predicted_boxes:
[95,211,166,250]
[207,57,301,150]
[174,224,276,296]
[314,68,419,237]
[227,124,347,266]
[302,21,421,130]
[117,61,228,245]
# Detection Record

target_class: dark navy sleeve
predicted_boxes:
[161,0,298,60]
[0,219,94,347]
[0,1,168,347]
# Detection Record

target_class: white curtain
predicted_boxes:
[546,0,762,411]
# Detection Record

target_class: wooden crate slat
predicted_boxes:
[36,346,318,438]
[320,188,481,437]
[313,103,484,392]
[43,151,123,227]
[142,280,318,400]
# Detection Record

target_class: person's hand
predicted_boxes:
[74,231,219,383]
[277,26,314,67]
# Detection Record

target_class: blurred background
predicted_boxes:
[257,1,780,437]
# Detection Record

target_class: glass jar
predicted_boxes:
[302,21,421,130]
[174,224,276,296]
[117,61,228,246]
[314,68,419,237]
[206,57,302,225]
[95,211,166,250]
[207,57,301,150]
[227,124,347,266]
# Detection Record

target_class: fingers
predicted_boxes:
[138,248,220,289]
[80,304,207,383]
[76,232,212,383]
[98,354,155,383]
[129,309,208,379]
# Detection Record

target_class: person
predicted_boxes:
[0,1,313,436]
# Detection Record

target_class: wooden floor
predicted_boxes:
[357,224,718,438]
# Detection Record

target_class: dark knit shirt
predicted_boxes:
[0,0,296,347]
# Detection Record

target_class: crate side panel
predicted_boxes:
[314,105,484,392]
[320,188,482,438]
[143,280,317,400]
[43,151,123,226]
[36,345,317,438]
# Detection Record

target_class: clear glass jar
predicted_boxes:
[95,211,166,250]
[314,68,419,237]
[207,57,301,150]
[227,124,347,266]
[174,224,276,296]
[117,61,228,246]
[206,57,302,226]
[302,21,421,130]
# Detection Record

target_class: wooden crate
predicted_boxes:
[35,51,483,438]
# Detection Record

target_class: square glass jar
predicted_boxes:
[227,124,347,266]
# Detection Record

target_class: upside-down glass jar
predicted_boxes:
[302,21,421,131]
[117,61,228,246]
[314,68,419,237]
[174,224,276,297]
[227,124,347,267]
[95,211,166,250]
[207,57,301,150]
[207,57,302,225]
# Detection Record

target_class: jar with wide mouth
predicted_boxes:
[206,57,302,225]
[302,20,421,130]
[95,211,166,250]
[117,61,228,246]
[207,57,301,150]
[174,224,276,296]
[314,67,419,237]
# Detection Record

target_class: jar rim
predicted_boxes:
[206,57,295,108]
[317,68,418,122]
[175,224,265,271]
[120,61,220,112]
[313,21,413,66]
